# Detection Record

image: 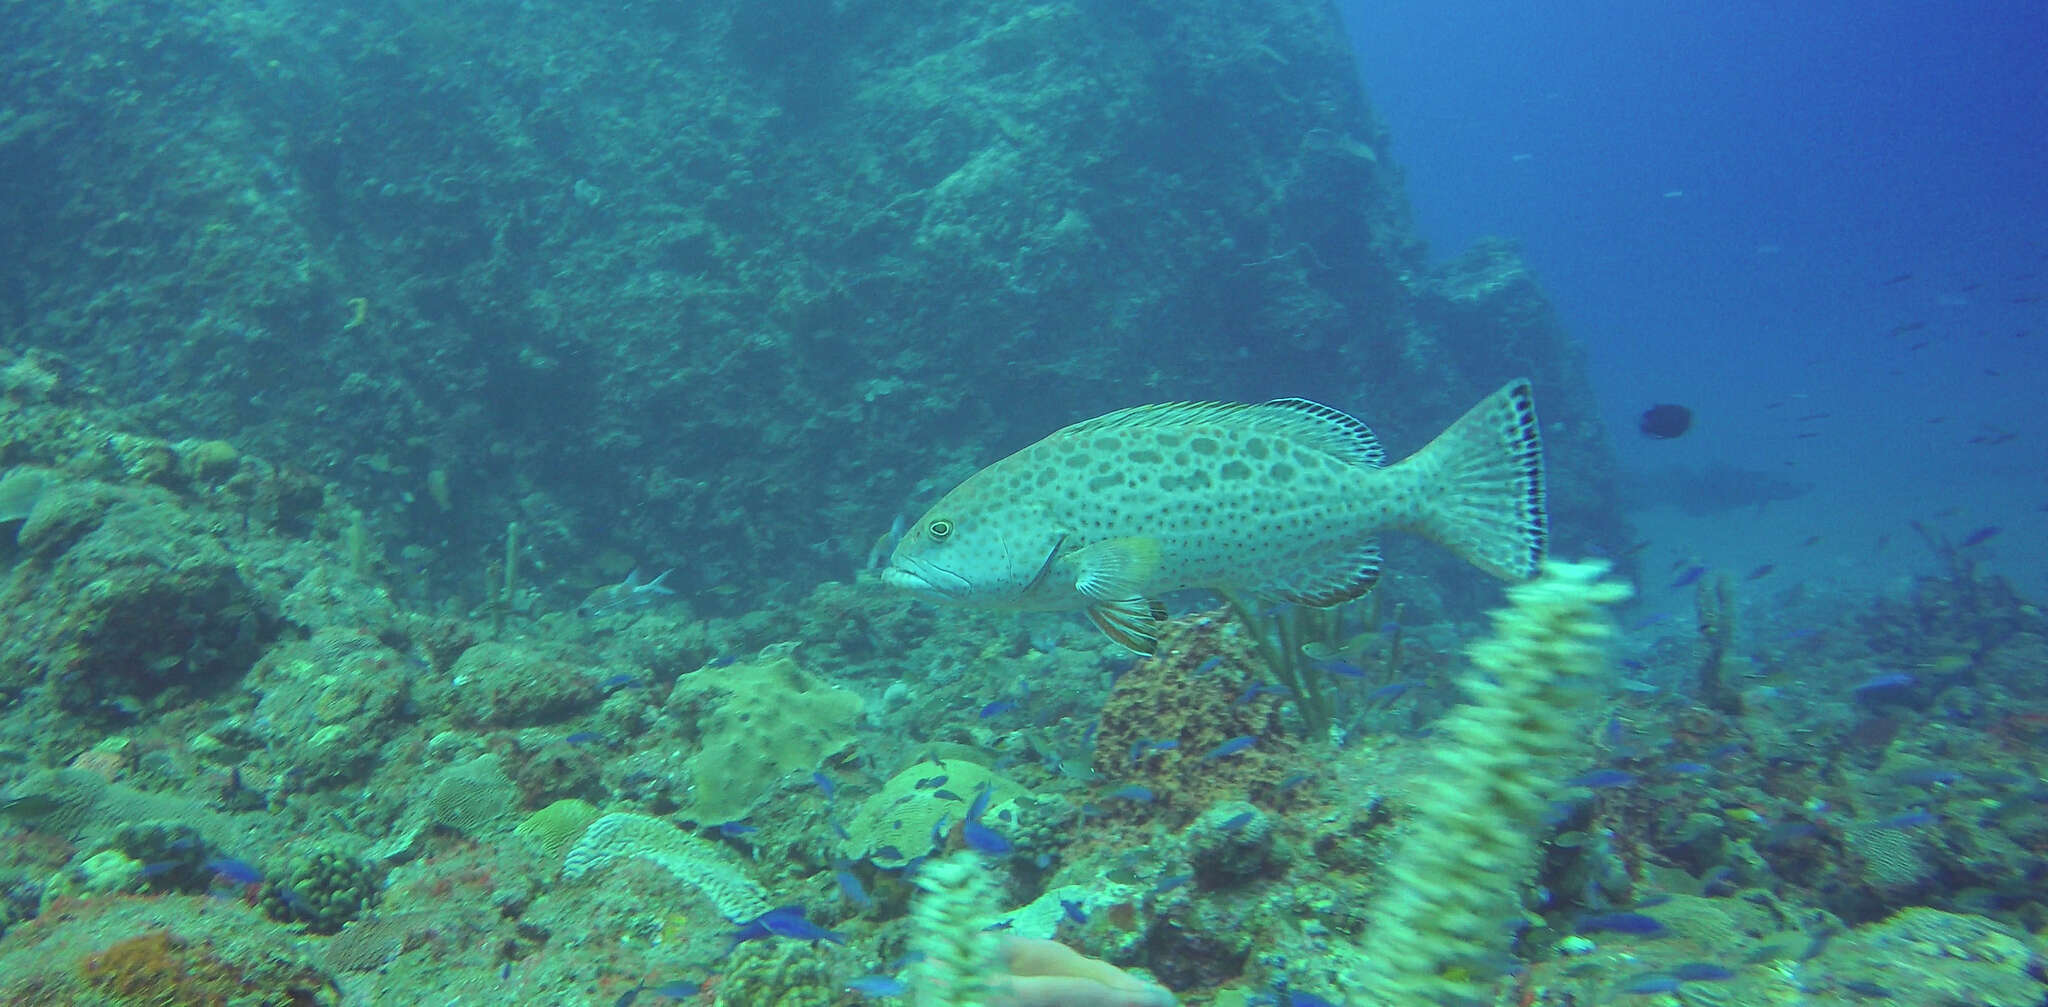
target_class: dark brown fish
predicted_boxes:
[1638,403,1692,439]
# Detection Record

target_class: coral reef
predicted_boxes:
[664,651,863,824]
[1089,614,1298,822]
[562,812,770,922]
[264,849,378,934]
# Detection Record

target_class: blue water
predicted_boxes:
[1340,0,2047,594]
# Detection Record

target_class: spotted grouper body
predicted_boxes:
[883,381,1546,652]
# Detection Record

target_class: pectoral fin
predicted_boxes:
[1086,596,1170,655]
[1070,537,1161,601]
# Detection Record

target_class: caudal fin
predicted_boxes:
[1395,379,1546,579]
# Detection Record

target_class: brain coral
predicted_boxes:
[513,798,602,861]
[1850,824,1931,891]
[563,812,770,921]
[664,651,862,824]
[425,754,519,837]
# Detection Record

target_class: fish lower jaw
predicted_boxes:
[881,566,952,599]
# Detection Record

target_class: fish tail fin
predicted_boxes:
[1388,379,1546,579]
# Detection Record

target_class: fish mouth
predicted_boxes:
[882,560,967,600]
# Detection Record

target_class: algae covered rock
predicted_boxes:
[442,641,602,727]
[1805,907,2047,1006]
[665,650,862,824]
[840,757,1029,869]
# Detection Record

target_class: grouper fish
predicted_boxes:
[882,380,1546,653]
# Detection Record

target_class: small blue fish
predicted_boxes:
[1576,911,1666,936]
[1060,898,1088,923]
[1150,740,1180,753]
[963,819,1012,854]
[1877,810,1936,829]
[1284,995,1339,1007]
[1194,656,1224,674]
[1620,974,1683,994]
[845,975,907,997]
[1279,771,1313,791]
[1670,564,1708,588]
[1667,762,1710,776]
[204,857,262,885]
[979,700,1018,719]
[1670,962,1735,982]
[812,771,837,800]
[1852,672,1915,696]
[931,813,951,846]
[1219,811,1255,832]
[1566,768,1637,789]
[601,673,645,690]
[731,905,846,947]
[967,784,993,823]
[835,867,874,909]
[934,789,963,802]
[1107,785,1155,802]
[1367,681,1414,703]
[1319,659,1365,679]
[1201,736,1257,761]
[716,821,758,837]
[565,731,605,746]
[1960,525,2002,548]
[1153,873,1192,893]
[650,980,701,999]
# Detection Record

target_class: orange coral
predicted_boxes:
[79,930,332,1006]
[82,932,238,1006]
[1089,611,1299,824]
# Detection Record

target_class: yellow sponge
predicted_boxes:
[1356,560,1630,1004]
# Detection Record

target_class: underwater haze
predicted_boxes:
[2,0,2046,1004]
[1344,0,2048,600]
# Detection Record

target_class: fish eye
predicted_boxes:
[928,519,953,540]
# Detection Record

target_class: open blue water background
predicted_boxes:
[1339,0,2047,600]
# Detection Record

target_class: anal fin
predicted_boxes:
[1086,597,1169,655]
[1255,538,1382,608]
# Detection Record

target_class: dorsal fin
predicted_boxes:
[1257,398,1385,468]
[1061,399,1383,468]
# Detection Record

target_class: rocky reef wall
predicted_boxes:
[0,0,1625,607]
